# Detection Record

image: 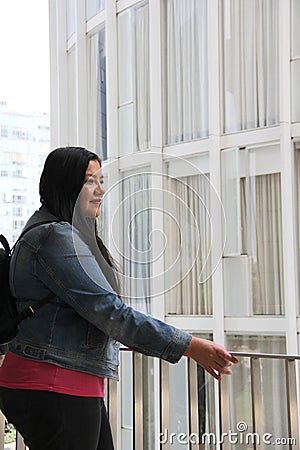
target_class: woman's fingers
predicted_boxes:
[184,337,238,379]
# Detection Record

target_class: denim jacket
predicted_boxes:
[8,207,192,379]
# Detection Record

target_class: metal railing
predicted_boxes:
[0,351,299,449]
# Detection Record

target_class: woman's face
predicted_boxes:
[80,159,105,218]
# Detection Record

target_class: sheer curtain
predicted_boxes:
[88,28,107,160]
[222,0,279,133]
[241,173,284,315]
[121,170,151,313]
[118,2,150,154]
[165,174,212,315]
[163,0,208,144]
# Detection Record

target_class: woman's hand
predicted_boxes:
[184,337,238,380]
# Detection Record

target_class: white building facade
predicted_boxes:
[0,105,50,244]
[48,1,300,448]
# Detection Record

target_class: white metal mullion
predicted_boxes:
[149,0,163,150]
[208,2,223,448]
[278,0,298,354]
[49,0,59,147]
[106,0,119,160]
[75,0,88,146]
[208,0,224,344]
[52,0,68,146]
[148,3,164,449]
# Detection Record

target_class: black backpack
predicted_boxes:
[0,222,55,346]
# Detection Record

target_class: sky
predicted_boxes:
[0,0,50,114]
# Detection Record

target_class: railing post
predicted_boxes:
[0,411,5,450]
[133,352,143,450]
[285,359,300,449]
[16,432,26,450]
[160,359,170,450]
[219,373,231,450]
[188,358,200,450]
[250,357,263,450]
[108,377,118,448]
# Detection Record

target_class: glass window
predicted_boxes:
[222,146,284,316]
[88,28,107,160]
[291,0,300,124]
[67,48,77,144]
[164,169,212,315]
[121,169,152,313]
[226,334,287,450]
[86,0,105,20]
[118,2,150,154]
[67,0,76,39]
[163,0,208,144]
[120,351,155,450]
[161,333,215,450]
[221,0,279,133]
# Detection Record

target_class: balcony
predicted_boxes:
[0,351,299,449]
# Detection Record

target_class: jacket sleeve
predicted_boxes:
[34,223,192,364]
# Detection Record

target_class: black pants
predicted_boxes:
[0,387,114,450]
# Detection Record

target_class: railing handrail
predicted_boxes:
[230,351,300,360]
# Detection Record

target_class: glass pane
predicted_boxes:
[142,356,155,450]
[67,48,77,144]
[118,2,150,152]
[121,351,133,449]
[164,173,212,315]
[224,256,251,316]
[121,169,152,313]
[163,0,208,144]
[118,8,134,105]
[87,28,107,160]
[169,358,189,450]
[226,335,287,450]
[250,173,284,315]
[221,0,279,132]
[119,104,134,156]
[291,0,300,57]
[67,0,76,38]
[221,148,241,255]
[291,60,300,122]
[86,0,105,20]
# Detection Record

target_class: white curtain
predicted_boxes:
[227,335,287,450]
[165,174,212,315]
[121,170,151,313]
[118,2,150,154]
[164,0,208,144]
[88,29,107,160]
[67,48,77,144]
[241,174,284,315]
[136,4,150,150]
[222,0,279,133]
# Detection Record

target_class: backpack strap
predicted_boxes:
[13,220,60,314]
[14,220,59,249]
[0,234,11,255]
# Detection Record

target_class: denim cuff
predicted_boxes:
[161,328,192,364]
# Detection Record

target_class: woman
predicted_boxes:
[0,147,237,450]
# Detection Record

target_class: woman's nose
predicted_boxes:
[95,181,105,195]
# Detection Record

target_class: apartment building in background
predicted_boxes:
[0,103,50,244]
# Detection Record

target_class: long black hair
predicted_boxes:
[39,146,120,293]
